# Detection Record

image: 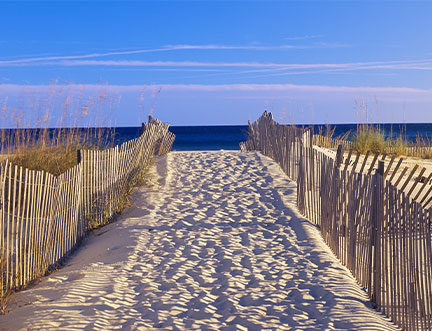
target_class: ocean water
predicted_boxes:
[168,123,432,151]
[170,126,249,151]
[2,123,432,151]
[73,126,249,150]
[86,126,249,151]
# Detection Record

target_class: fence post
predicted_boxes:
[371,160,385,306]
[297,132,305,213]
[77,149,81,164]
[141,122,146,135]
[308,129,314,191]
[335,145,344,168]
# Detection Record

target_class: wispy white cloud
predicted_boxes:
[55,60,292,68]
[1,83,430,125]
[121,68,228,72]
[0,40,353,66]
[137,83,432,95]
[163,44,307,50]
[7,58,430,78]
[0,42,340,66]
[0,48,167,65]
[1,83,431,95]
[3,40,428,78]
[284,34,325,40]
[239,61,432,79]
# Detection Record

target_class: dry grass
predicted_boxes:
[314,122,432,158]
[315,123,351,149]
[0,252,18,315]
[3,127,115,176]
[351,125,432,158]
[409,134,432,159]
[0,84,118,175]
[352,124,387,154]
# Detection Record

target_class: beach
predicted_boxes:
[0,151,399,330]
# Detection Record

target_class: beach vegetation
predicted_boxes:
[0,84,118,175]
[390,136,408,156]
[314,123,350,149]
[3,127,116,176]
[352,124,386,154]
[314,122,432,158]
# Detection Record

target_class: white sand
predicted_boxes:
[0,151,399,330]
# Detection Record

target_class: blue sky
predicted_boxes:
[0,1,431,127]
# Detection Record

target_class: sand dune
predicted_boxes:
[0,151,399,330]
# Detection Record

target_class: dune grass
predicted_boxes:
[352,124,387,154]
[2,127,116,176]
[341,124,411,156]
[315,123,351,149]
[351,124,432,158]
[315,122,432,158]
[0,84,118,175]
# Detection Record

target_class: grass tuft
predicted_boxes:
[1,127,116,176]
[353,124,386,154]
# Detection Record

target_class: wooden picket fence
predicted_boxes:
[240,113,305,181]
[242,111,432,331]
[0,117,175,300]
[313,133,353,150]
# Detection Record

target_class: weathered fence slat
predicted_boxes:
[384,155,396,178]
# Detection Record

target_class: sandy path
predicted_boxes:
[1,151,399,330]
